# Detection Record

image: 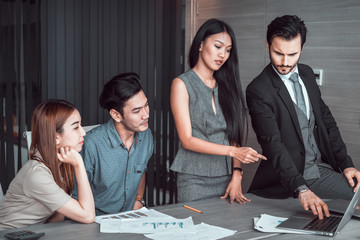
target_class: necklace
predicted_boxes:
[203,77,217,89]
[192,68,217,88]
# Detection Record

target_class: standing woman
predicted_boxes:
[0,100,95,230]
[170,19,266,203]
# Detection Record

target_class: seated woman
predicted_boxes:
[0,99,95,230]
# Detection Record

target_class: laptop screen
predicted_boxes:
[335,186,360,233]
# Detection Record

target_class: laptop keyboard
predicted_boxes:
[304,216,342,232]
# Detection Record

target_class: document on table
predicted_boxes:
[144,222,236,240]
[95,207,170,223]
[100,216,195,234]
[97,207,236,239]
[254,214,310,234]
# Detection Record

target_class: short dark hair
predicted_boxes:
[99,72,143,116]
[267,15,307,48]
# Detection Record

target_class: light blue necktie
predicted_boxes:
[289,72,307,115]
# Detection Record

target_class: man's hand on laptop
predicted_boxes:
[343,167,360,192]
[298,190,330,220]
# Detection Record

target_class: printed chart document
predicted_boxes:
[144,222,236,240]
[100,217,195,234]
[97,207,237,239]
[95,207,170,224]
[254,214,310,234]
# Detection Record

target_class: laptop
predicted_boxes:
[327,198,360,219]
[277,186,360,237]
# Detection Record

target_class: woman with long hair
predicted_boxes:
[170,19,267,203]
[0,99,95,230]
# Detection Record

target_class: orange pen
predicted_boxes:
[183,205,203,214]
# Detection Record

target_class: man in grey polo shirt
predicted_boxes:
[73,72,153,215]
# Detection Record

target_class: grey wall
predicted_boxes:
[186,0,360,192]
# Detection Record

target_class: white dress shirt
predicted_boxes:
[273,65,310,119]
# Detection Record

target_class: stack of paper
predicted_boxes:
[97,207,236,239]
[100,216,195,234]
[145,222,236,240]
[253,214,310,234]
[95,207,169,224]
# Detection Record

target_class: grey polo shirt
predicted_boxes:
[73,119,153,215]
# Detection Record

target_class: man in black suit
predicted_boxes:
[246,15,360,219]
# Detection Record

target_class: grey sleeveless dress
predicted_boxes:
[170,69,232,202]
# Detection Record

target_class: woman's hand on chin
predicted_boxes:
[57,146,83,166]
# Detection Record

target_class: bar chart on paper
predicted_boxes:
[95,207,170,223]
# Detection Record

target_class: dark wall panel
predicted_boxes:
[40,0,183,206]
[0,0,42,192]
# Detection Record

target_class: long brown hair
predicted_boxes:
[29,99,76,194]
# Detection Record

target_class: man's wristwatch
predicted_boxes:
[136,198,146,207]
[294,184,309,197]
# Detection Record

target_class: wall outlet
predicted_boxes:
[313,69,323,86]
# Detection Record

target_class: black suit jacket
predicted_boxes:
[246,63,354,198]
